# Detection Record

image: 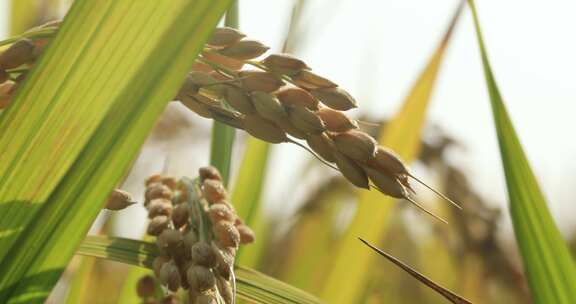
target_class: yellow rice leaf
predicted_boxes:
[321,3,464,303]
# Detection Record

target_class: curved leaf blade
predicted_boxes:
[0,0,231,302]
[77,235,322,304]
[467,1,576,303]
[320,3,464,303]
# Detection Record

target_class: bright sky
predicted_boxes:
[1,0,575,237]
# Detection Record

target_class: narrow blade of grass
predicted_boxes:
[232,137,271,267]
[321,3,464,303]
[210,123,236,186]
[468,1,576,303]
[77,235,322,304]
[359,238,471,304]
[0,0,231,302]
[209,1,239,186]
[232,138,270,223]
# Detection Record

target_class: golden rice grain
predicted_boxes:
[180,95,213,118]
[136,275,156,298]
[161,176,178,190]
[311,87,357,110]
[240,70,284,92]
[275,117,308,139]
[214,221,241,248]
[171,203,190,229]
[145,184,173,202]
[157,229,183,252]
[208,27,246,48]
[262,53,309,76]
[275,87,319,110]
[160,260,181,292]
[202,50,245,70]
[147,199,173,218]
[208,204,236,223]
[187,265,216,292]
[251,91,286,121]
[191,242,218,268]
[306,133,337,163]
[202,179,228,203]
[287,105,326,134]
[199,166,222,181]
[242,114,287,144]
[317,107,358,132]
[332,130,377,161]
[364,167,407,199]
[237,224,255,244]
[145,174,163,187]
[291,70,336,89]
[147,215,170,236]
[104,189,135,211]
[333,152,369,189]
[218,39,269,60]
[223,86,255,114]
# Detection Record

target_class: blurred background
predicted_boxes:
[2,0,575,303]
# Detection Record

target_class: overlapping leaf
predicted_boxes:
[0,0,231,302]
[78,235,322,304]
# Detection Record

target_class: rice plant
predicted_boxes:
[0,0,574,303]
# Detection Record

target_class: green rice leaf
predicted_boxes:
[78,235,322,304]
[209,1,239,186]
[0,0,231,302]
[468,1,576,303]
[232,137,270,267]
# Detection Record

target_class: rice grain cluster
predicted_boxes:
[135,166,254,304]
[173,27,445,214]
[5,22,459,222]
